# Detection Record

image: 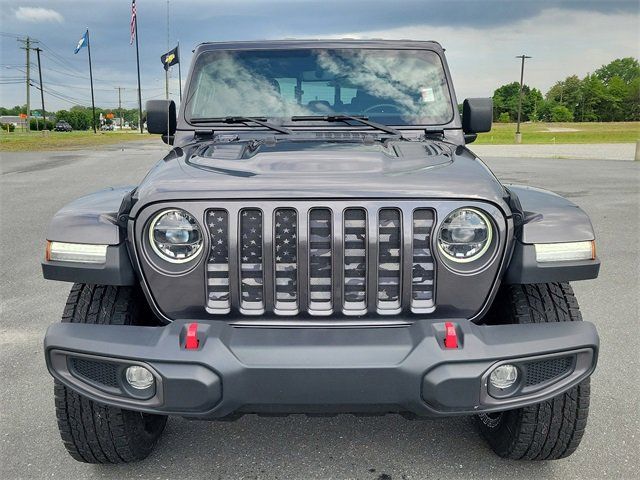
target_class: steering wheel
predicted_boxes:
[363,104,401,114]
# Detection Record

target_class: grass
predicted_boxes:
[475,121,640,144]
[0,130,155,152]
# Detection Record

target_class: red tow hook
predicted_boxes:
[185,323,199,350]
[444,322,458,349]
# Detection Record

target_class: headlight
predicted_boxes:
[149,209,203,263]
[438,208,493,262]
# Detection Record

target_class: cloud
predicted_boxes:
[329,8,639,100]
[15,7,64,23]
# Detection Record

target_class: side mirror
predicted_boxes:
[146,100,176,143]
[462,98,492,143]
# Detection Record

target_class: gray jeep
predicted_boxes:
[42,40,600,463]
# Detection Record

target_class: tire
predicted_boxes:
[476,282,591,460]
[54,284,167,464]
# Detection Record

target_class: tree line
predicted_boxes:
[492,57,639,123]
[0,105,141,131]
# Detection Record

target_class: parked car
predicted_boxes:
[54,121,72,132]
[42,40,600,464]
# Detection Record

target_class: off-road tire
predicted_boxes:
[477,282,591,460]
[54,284,167,464]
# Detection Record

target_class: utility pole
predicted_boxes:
[18,36,36,132]
[115,87,124,130]
[34,47,46,131]
[515,54,531,144]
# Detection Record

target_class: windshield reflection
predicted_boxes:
[187,49,453,125]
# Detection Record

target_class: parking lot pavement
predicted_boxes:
[472,142,637,161]
[0,142,638,480]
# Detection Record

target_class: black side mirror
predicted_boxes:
[462,98,492,143]
[146,100,176,143]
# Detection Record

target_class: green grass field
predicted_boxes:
[1,122,638,152]
[0,130,154,152]
[475,122,639,144]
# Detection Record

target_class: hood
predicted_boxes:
[132,138,507,214]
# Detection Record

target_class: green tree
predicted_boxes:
[578,74,607,122]
[546,75,582,118]
[492,82,542,122]
[595,57,640,85]
[625,77,640,121]
[550,105,574,122]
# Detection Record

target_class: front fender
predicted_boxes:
[42,187,136,286]
[504,185,600,284]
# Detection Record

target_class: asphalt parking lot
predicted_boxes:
[1,141,638,480]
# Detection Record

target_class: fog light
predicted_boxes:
[125,365,154,389]
[489,364,518,389]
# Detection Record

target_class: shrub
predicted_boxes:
[550,105,574,122]
[497,112,511,123]
[1,123,15,132]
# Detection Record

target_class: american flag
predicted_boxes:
[207,211,229,264]
[240,210,264,303]
[274,209,297,302]
[206,210,230,304]
[129,0,137,45]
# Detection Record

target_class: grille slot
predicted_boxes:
[274,208,298,313]
[377,209,402,313]
[309,208,333,314]
[204,204,436,317]
[412,209,436,312]
[240,209,264,313]
[344,208,367,314]
[206,209,230,313]
[70,357,120,389]
[524,356,574,387]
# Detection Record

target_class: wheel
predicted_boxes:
[476,282,591,460]
[54,284,167,464]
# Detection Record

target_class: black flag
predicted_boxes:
[161,46,179,71]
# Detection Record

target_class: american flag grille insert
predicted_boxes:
[412,209,436,311]
[203,203,437,317]
[205,209,230,313]
[343,208,367,313]
[240,209,264,312]
[377,208,402,312]
[309,208,333,314]
[274,208,298,312]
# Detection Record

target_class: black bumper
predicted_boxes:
[44,319,598,418]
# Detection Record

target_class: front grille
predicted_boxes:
[70,357,120,388]
[524,356,574,387]
[204,203,436,317]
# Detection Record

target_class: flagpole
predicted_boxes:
[134,9,143,134]
[86,29,97,134]
[177,41,182,101]
[165,0,170,101]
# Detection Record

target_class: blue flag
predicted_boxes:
[74,30,88,54]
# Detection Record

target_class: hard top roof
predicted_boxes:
[192,39,444,54]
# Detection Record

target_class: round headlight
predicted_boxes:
[438,208,492,263]
[149,209,203,263]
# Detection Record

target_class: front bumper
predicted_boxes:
[44,319,598,418]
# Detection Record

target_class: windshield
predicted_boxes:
[186,48,454,126]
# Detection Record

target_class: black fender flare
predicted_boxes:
[504,184,600,284]
[41,187,136,286]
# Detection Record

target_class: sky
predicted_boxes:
[0,0,638,112]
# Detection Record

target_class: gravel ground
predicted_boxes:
[0,142,638,480]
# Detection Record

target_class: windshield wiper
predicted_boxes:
[190,116,293,135]
[291,114,405,138]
